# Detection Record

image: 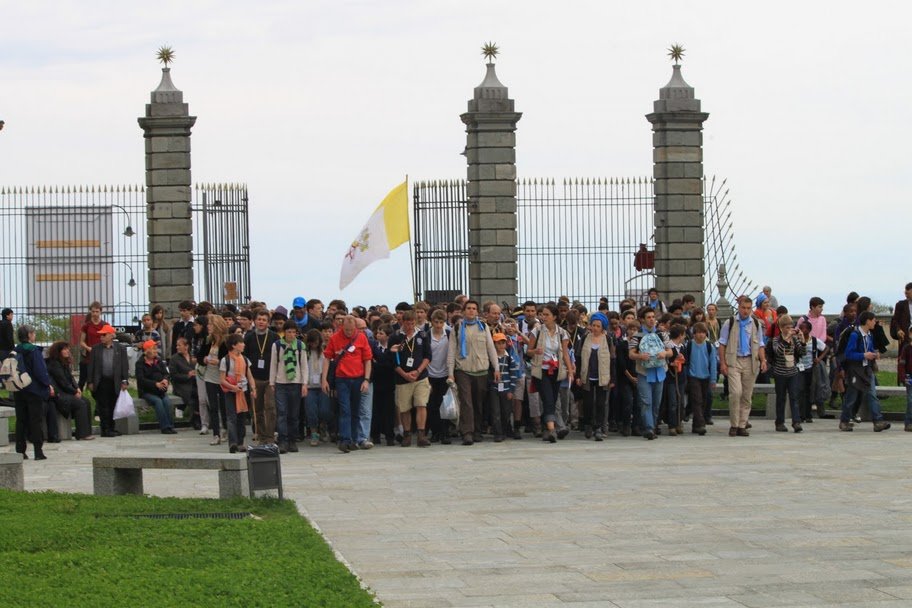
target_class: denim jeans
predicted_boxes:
[537,373,560,424]
[358,381,374,443]
[274,383,302,443]
[841,372,883,423]
[142,393,174,430]
[304,387,333,429]
[335,377,363,445]
[636,375,664,432]
[223,391,247,447]
[773,373,801,425]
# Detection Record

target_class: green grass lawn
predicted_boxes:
[0,490,377,608]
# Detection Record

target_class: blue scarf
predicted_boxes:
[459,318,485,359]
[738,315,753,354]
[294,313,309,331]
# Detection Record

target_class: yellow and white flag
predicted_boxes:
[339,180,410,290]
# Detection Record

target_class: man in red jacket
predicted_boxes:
[321,315,372,453]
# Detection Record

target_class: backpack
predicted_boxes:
[0,350,33,392]
[638,332,666,369]
[834,325,858,367]
[726,316,762,358]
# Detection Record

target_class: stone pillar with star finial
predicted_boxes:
[138,47,197,318]
[460,43,522,309]
[646,44,709,307]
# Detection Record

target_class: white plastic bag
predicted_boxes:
[440,385,459,421]
[113,389,136,420]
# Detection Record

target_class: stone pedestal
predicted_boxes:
[646,64,709,307]
[461,62,521,308]
[0,453,25,491]
[138,67,197,318]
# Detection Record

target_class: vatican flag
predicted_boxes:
[339,180,410,290]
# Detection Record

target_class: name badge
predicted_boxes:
[347,345,356,353]
[258,359,265,369]
[498,382,504,392]
[406,357,415,368]
[797,363,806,372]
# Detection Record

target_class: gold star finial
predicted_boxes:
[156,45,175,67]
[667,43,685,65]
[481,41,499,63]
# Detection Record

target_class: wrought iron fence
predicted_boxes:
[0,183,250,342]
[412,175,756,311]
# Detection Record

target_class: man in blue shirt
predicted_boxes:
[628,308,673,440]
[718,296,767,437]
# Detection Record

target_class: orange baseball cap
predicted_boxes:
[492,333,507,342]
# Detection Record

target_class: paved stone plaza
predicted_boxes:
[12,421,912,607]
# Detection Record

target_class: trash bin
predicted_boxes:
[246,444,283,499]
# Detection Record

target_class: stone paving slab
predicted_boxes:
[9,419,912,606]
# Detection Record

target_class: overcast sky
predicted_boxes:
[1,0,909,315]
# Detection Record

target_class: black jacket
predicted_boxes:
[47,358,80,395]
[87,342,130,389]
[136,357,170,397]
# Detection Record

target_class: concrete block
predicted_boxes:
[148,252,193,269]
[148,169,192,188]
[493,197,517,213]
[0,406,13,447]
[219,469,250,499]
[149,269,172,285]
[147,153,191,171]
[467,180,516,197]
[476,278,517,297]
[148,137,191,154]
[655,178,703,196]
[468,165,497,181]
[114,414,140,435]
[659,210,703,228]
[476,132,515,148]
[150,285,194,303]
[496,262,518,278]
[147,102,191,118]
[0,453,24,491]
[148,218,193,237]
[93,466,143,495]
[475,148,516,164]
[468,231,497,247]
[495,230,517,246]
[56,412,72,441]
[655,243,703,261]
[474,245,516,263]
[494,164,517,180]
[169,268,194,285]
[468,213,515,231]
[653,147,702,163]
[146,186,191,204]
[653,131,703,147]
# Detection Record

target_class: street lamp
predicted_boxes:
[118,261,137,287]
[110,204,135,237]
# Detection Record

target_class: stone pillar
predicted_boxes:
[460,61,521,309]
[138,67,197,317]
[646,64,709,307]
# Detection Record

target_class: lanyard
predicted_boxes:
[255,332,268,359]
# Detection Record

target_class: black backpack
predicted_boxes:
[834,325,858,367]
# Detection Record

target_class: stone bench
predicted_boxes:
[0,453,24,491]
[0,406,14,447]
[93,453,249,499]
[117,395,187,435]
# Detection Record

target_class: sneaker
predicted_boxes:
[775,423,788,432]
[401,433,412,447]
[853,416,863,423]
[676,425,684,435]
[556,428,570,440]
[729,426,738,437]
[644,430,656,440]
[839,421,854,432]
[745,422,752,429]
[175,408,184,419]
[199,425,209,435]
[620,424,631,437]
[792,423,803,433]
[288,441,299,453]
[278,442,288,454]
[210,436,221,446]
[358,440,374,450]
[229,444,238,453]
[338,442,351,453]
[873,421,891,432]
[693,426,707,436]
[461,434,474,446]
[736,428,750,437]
[310,432,320,447]
[594,431,604,442]
[512,430,522,440]
[667,427,677,437]
[494,435,504,443]
[584,426,593,439]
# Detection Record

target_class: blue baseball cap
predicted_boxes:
[292,296,306,309]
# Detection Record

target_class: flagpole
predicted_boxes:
[406,174,418,303]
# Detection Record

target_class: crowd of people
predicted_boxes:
[2,281,911,460]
